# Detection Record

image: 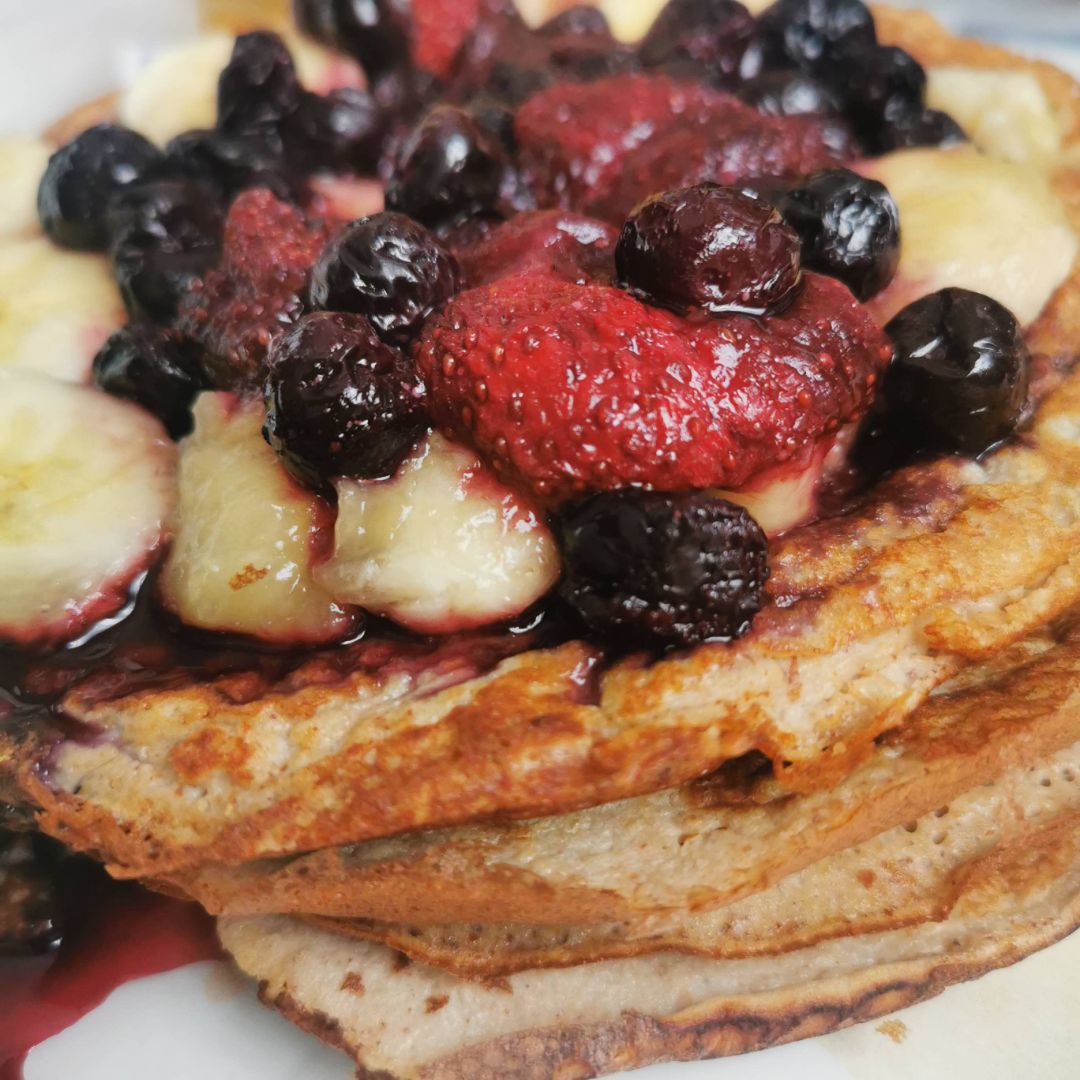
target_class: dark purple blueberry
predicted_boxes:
[217,31,301,135]
[777,168,898,301]
[37,124,163,250]
[738,71,842,116]
[616,183,801,315]
[163,128,292,201]
[292,0,411,80]
[286,88,387,172]
[385,105,514,228]
[557,490,769,647]
[263,310,428,489]
[884,288,1030,455]
[106,180,224,323]
[92,325,205,438]
[547,35,639,81]
[446,3,551,104]
[465,94,517,152]
[743,0,876,78]
[877,106,966,152]
[839,44,926,148]
[638,0,755,86]
[309,211,460,345]
[539,5,611,37]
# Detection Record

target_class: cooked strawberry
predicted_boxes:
[452,209,618,287]
[177,188,327,388]
[415,270,892,503]
[411,0,485,79]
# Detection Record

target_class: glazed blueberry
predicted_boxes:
[778,168,899,301]
[884,288,1030,455]
[107,180,224,323]
[738,71,842,117]
[539,5,611,37]
[840,44,926,148]
[292,0,411,80]
[287,88,387,172]
[37,124,162,250]
[385,105,513,228]
[465,94,517,153]
[92,325,205,438]
[744,0,876,77]
[263,310,428,490]
[164,128,292,201]
[217,31,301,135]
[877,106,966,151]
[309,211,460,345]
[557,490,769,647]
[638,0,755,86]
[616,183,802,315]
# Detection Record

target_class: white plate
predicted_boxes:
[3,2,1080,1077]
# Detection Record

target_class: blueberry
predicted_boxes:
[839,44,926,148]
[292,0,411,80]
[557,490,769,647]
[164,128,292,201]
[877,106,966,152]
[738,71,842,117]
[884,288,1029,455]
[638,0,755,86]
[777,168,898,301]
[92,325,205,438]
[539,5,611,37]
[217,31,301,135]
[548,35,638,82]
[616,183,802,315]
[385,105,514,229]
[286,88,387,172]
[464,94,517,153]
[309,211,460,345]
[744,0,876,77]
[37,124,162,250]
[263,310,428,490]
[106,180,224,323]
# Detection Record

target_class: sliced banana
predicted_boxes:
[319,433,560,634]
[927,65,1061,167]
[0,137,50,239]
[868,145,1078,326]
[0,369,175,646]
[159,392,354,644]
[119,31,364,147]
[0,236,123,382]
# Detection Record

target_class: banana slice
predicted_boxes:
[119,31,364,147]
[0,236,123,382]
[319,433,560,634]
[0,369,175,646]
[0,137,50,239]
[927,65,1061,167]
[159,392,355,644]
[868,145,1078,326]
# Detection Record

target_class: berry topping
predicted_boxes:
[164,127,291,202]
[615,183,801,315]
[416,270,892,502]
[217,31,302,135]
[883,288,1030,455]
[410,0,485,79]
[92,324,205,439]
[177,188,327,387]
[385,105,516,229]
[287,87,386,173]
[309,211,459,346]
[293,0,411,81]
[877,107,967,152]
[263,311,429,491]
[638,0,755,86]
[778,168,899,302]
[746,0,876,77]
[106,179,224,323]
[841,43,925,147]
[556,489,769,647]
[464,94,517,153]
[738,71,841,117]
[453,209,617,287]
[539,5,611,37]
[37,124,162,250]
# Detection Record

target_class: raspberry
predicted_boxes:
[556,490,769,646]
[415,270,892,503]
[411,0,486,79]
[177,189,327,388]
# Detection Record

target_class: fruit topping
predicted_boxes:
[637,0,755,86]
[0,368,175,646]
[745,0,876,78]
[875,107,966,153]
[177,188,327,388]
[164,127,292,203]
[538,5,611,37]
[293,0,411,81]
[317,432,559,633]
[385,105,517,229]
[92,325,205,439]
[416,269,892,503]
[309,211,459,346]
[452,209,617,287]
[37,124,163,251]
[777,167,898,302]
[287,87,386,173]
[615,182,801,315]
[738,71,841,117]
[556,489,768,647]
[263,311,429,492]
[217,31,303,135]
[159,392,354,643]
[883,288,1030,456]
[106,179,225,324]
[841,43,925,148]
[410,0,486,80]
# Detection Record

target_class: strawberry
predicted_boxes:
[414,270,892,503]
[411,0,486,79]
[177,189,327,388]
